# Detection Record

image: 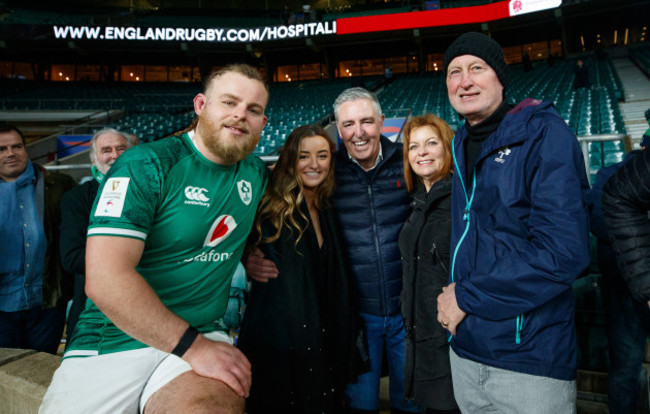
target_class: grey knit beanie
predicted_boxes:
[443,32,508,89]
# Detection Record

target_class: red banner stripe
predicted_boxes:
[336,1,511,35]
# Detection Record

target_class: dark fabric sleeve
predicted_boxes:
[602,148,650,303]
[59,183,94,275]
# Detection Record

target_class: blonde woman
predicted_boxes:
[238,124,367,413]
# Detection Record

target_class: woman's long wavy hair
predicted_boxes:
[254,124,336,247]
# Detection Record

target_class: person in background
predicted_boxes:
[398,114,459,414]
[596,134,648,413]
[642,108,650,148]
[437,32,590,413]
[0,124,76,354]
[574,59,590,89]
[59,128,137,345]
[238,124,367,413]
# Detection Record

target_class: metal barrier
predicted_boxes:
[577,133,632,178]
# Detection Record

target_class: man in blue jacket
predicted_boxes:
[332,88,414,414]
[436,32,590,413]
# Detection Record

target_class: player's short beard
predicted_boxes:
[197,116,260,165]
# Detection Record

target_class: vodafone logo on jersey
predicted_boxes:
[204,215,237,247]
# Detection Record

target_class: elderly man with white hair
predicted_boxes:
[437,32,590,413]
[59,128,137,343]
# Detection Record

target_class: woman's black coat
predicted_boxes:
[398,175,458,410]
[238,203,367,413]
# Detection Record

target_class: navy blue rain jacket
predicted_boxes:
[333,136,411,316]
[449,99,590,381]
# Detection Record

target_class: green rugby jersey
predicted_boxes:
[66,132,267,357]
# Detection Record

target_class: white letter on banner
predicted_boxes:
[294,24,304,36]
[165,28,175,40]
[154,27,164,40]
[278,26,288,38]
[237,29,248,42]
[249,28,260,41]
[53,26,67,39]
[176,28,185,40]
[226,29,237,41]
[215,28,224,41]
[113,27,124,39]
[267,26,277,40]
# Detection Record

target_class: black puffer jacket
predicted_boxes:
[398,175,457,410]
[333,136,411,316]
[602,148,650,303]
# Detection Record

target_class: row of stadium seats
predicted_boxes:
[2,57,629,180]
[630,45,650,78]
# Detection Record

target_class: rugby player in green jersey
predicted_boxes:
[41,64,268,414]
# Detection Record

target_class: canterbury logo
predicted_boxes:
[184,186,209,202]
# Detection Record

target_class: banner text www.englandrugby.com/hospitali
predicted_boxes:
[52,22,337,43]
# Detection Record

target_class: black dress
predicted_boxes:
[398,176,459,411]
[238,203,368,413]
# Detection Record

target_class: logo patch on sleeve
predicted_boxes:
[94,177,130,217]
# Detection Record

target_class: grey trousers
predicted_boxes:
[449,349,576,414]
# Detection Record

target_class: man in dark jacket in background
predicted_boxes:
[0,124,76,354]
[589,134,646,413]
[602,145,650,414]
[436,32,590,413]
[59,128,136,344]
[246,87,414,414]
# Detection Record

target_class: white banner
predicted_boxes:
[509,0,562,16]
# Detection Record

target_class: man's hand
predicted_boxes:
[437,283,467,336]
[183,335,252,398]
[244,247,278,283]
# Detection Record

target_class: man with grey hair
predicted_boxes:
[59,128,136,343]
[246,87,416,414]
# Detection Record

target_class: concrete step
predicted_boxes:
[0,348,61,414]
